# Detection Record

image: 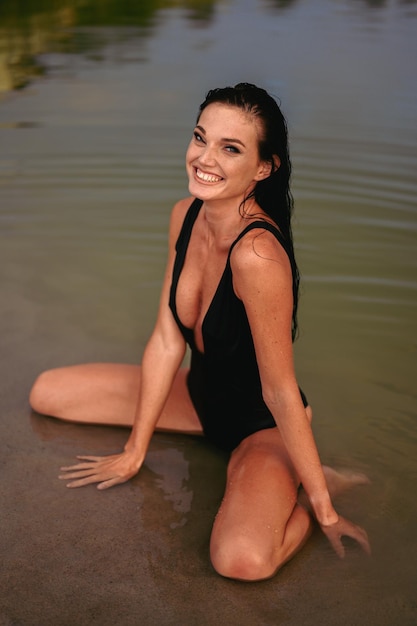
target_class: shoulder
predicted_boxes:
[170,196,194,227]
[167,196,195,244]
[232,225,292,277]
[231,225,293,303]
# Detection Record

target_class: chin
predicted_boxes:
[189,186,221,202]
[188,180,212,199]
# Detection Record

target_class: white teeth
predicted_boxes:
[196,168,222,183]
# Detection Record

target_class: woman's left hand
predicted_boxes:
[319,515,371,558]
[58,450,142,490]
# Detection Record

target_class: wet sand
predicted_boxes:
[1,298,416,626]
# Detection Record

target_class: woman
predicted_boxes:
[30,83,370,581]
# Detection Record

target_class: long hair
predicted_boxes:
[197,83,300,340]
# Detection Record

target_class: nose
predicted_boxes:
[199,143,217,167]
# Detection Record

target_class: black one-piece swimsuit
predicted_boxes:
[169,198,307,452]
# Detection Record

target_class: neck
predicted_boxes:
[202,196,258,240]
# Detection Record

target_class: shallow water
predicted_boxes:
[1,0,416,624]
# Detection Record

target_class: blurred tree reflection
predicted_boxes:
[263,0,299,9]
[0,0,415,93]
[0,0,217,93]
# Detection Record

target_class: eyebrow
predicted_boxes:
[195,125,246,148]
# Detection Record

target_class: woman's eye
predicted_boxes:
[225,145,240,154]
[193,132,204,142]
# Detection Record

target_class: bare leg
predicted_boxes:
[29,363,203,435]
[209,404,370,582]
[210,426,312,582]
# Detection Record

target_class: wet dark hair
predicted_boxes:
[197,83,300,340]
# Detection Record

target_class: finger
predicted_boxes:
[60,456,117,471]
[60,462,102,471]
[58,469,99,480]
[65,474,107,488]
[97,476,125,490]
[338,518,371,554]
[330,536,346,559]
[352,528,371,555]
[76,455,112,462]
[59,457,107,470]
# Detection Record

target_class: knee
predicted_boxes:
[29,370,56,415]
[210,537,276,582]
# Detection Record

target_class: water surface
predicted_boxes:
[1,1,416,624]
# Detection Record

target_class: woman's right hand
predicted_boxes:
[59,450,143,490]
[319,515,371,558]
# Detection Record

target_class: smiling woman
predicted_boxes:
[29,82,370,581]
[186,103,272,206]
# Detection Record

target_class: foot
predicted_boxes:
[297,466,370,512]
[322,466,370,499]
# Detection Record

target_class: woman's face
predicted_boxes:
[186,103,270,205]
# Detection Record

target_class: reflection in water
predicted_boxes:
[2,0,416,93]
[0,3,74,92]
[0,0,218,93]
[145,445,193,529]
[264,0,300,9]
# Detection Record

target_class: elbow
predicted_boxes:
[262,383,310,427]
[261,384,285,410]
[261,383,297,415]
[147,327,186,363]
[163,333,186,361]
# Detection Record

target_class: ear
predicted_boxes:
[254,155,281,181]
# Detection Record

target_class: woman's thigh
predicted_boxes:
[29,363,203,434]
[210,427,311,580]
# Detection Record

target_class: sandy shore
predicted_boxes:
[0,306,415,626]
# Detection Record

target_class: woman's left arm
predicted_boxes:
[232,231,370,557]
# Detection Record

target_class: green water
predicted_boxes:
[1,0,416,624]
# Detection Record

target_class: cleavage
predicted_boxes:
[176,248,227,352]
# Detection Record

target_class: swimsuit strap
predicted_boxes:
[174,197,203,254]
[227,219,297,290]
[229,220,288,257]
[169,197,203,349]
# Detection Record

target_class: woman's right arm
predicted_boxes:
[59,198,192,489]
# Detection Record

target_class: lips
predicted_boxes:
[195,167,223,183]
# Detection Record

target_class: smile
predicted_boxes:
[195,168,223,183]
